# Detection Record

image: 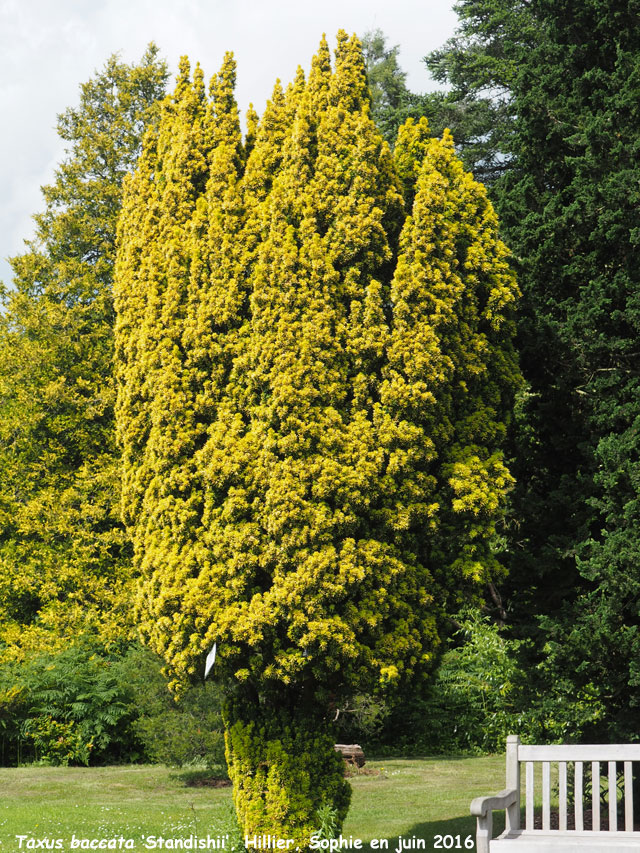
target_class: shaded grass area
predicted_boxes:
[0,756,506,852]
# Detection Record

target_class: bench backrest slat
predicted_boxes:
[542,762,551,829]
[609,761,618,831]
[558,762,567,831]
[592,761,600,830]
[525,761,534,829]
[625,761,634,831]
[575,760,584,831]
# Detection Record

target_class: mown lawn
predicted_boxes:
[0,755,506,852]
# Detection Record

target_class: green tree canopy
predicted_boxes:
[494,0,640,739]
[424,0,537,182]
[0,45,169,658]
[360,29,423,146]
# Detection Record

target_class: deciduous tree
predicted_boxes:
[0,46,168,657]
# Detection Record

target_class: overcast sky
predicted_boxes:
[0,0,458,289]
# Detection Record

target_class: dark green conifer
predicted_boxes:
[496,0,640,737]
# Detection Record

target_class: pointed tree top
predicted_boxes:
[209,51,237,98]
[441,127,455,148]
[242,80,288,201]
[335,29,349,51]
[268,79,285,110]
[394,117,434,209]
[243,102,259,163]
[293,65,306,89]
[285,66,306,117]
[140,41,163,67]
[176,55,191,96]
[246,102,259,129]
[193,62,206,104]
[308,34,332,103]
[210,52,241,153]
[330,31,369,111]
[254,78,286,140]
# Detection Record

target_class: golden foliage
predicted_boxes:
[115,36,520,700]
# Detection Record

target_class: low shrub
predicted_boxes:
[0,640,228,770]
[23,715,93,766]
[133,684,226,774]
[369,609,528,755]
[0,639,139,765]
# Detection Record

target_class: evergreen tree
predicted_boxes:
[360,28,483,155]
[495,0,640,738]
[361,29,422,147]
[423,0,537,182]
[390,117,519,608]
[0,46,168,656]
[361,17,534,182]
[115,55,217,672]
[115,34,519,841]
[362,29,409,112]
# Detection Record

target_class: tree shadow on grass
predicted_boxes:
[358,813,506,853]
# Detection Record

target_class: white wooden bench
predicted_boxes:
[471,735,640,852]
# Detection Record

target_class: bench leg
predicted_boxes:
[476,813,492,853]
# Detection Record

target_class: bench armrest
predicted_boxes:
[470,789,518,853]
[470,788,518,817]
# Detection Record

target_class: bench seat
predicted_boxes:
[491,829,640,852]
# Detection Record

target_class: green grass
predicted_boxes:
[344,755,505,844]
[0,756,506,853]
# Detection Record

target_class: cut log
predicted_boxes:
[334,743,365,767]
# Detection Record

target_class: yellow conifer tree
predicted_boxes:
[115,38,520,845]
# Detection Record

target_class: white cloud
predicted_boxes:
[0,0,457,287]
